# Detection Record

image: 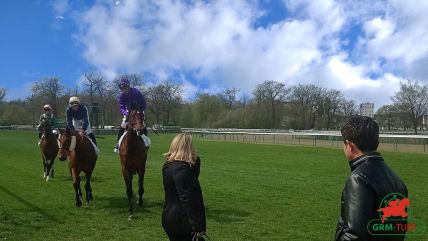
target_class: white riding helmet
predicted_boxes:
[69,96,80,106]
[43,104,52,110]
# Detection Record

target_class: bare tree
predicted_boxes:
[376,104,398,131]
[146,84,165,124]
[391,80,428,134]
[31,77,63,116]
[83,72,108,127]
[145,80,182,124]
[289,84,323,129]
[222,88,238,109]
[340,99,358,120]
[319,89,344,130]
[0,88,6,102]
[253,80,289,128]
[161,80,182,124]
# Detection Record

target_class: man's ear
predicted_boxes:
[346,140,360,154]
[344,140,353,151]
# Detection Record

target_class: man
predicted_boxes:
[66,96,97,146]
[334,115,408,241]
[114,77,147,152]
[38,104,57,139]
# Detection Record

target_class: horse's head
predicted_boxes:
[128,110,145,135]
[58,128,76,161]
[38,120,52,133]
[127,102,145,135]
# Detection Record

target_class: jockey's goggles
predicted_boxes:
[70,101,79,106]
[44,107,51,111]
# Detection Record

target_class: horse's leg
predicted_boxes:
[45,159,54,182]
[71,168,82,207]
[50,159,54,178]
[84,170,93,206]
[137,170,144,207]
[122,169,133,217]
[43,157,47,179]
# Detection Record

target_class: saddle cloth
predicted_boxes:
[84,135,100,156]
[117,131,151,152]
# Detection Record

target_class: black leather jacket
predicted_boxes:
[162,158,206,234]
[335,152,408,241]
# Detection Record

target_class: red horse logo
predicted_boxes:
[377,198,410,223]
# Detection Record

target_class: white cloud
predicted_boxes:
[51,0,70,18]
[71,0,428,108]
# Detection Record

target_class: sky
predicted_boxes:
[1,0,428,109]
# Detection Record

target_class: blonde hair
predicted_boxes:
[164,133,197,165]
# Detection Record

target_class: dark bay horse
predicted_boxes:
[38,120,59,182]
[119,106,148,218]
[58,128,97,207]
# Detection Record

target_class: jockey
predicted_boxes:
[38,104,58,139]
[66,96,97,146]
[114,77,147,152]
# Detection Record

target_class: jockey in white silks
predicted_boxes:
[66,96,97,147]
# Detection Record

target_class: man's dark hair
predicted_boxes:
[341,115,379,152]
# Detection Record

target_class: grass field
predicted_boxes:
[0,130,427,241]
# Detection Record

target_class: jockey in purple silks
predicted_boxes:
[114,77,147,152]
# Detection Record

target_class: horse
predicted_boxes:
[38,120,59,182]
[58,128,97,207]
[119,105,148,218]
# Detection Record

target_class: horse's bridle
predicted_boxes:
[58,134,77,155]
[129,110,146,136]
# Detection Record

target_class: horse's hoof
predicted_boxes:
[128,214,133,220]
[76,200,82,207]
[46,176,51,182]
[43,172,46,178]
[137,200,143,207]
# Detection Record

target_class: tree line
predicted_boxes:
[0,74,427,134]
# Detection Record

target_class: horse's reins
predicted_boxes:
[58,134,77,154]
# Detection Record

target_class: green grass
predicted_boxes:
[0,130,427,241]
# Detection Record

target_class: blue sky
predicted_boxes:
[1,0,428,108]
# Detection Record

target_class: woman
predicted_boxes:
[162,133,206,241]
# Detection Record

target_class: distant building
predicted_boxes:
[360,102,374,118]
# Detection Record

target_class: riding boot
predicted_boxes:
[117,127,125,141]
[114,128,126,152]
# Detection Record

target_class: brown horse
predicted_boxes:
[58,128,97,207]
[38,120,59,182]
[119,107,148,218]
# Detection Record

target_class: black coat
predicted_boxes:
[162,157,206,234]
[335,152,408,241]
